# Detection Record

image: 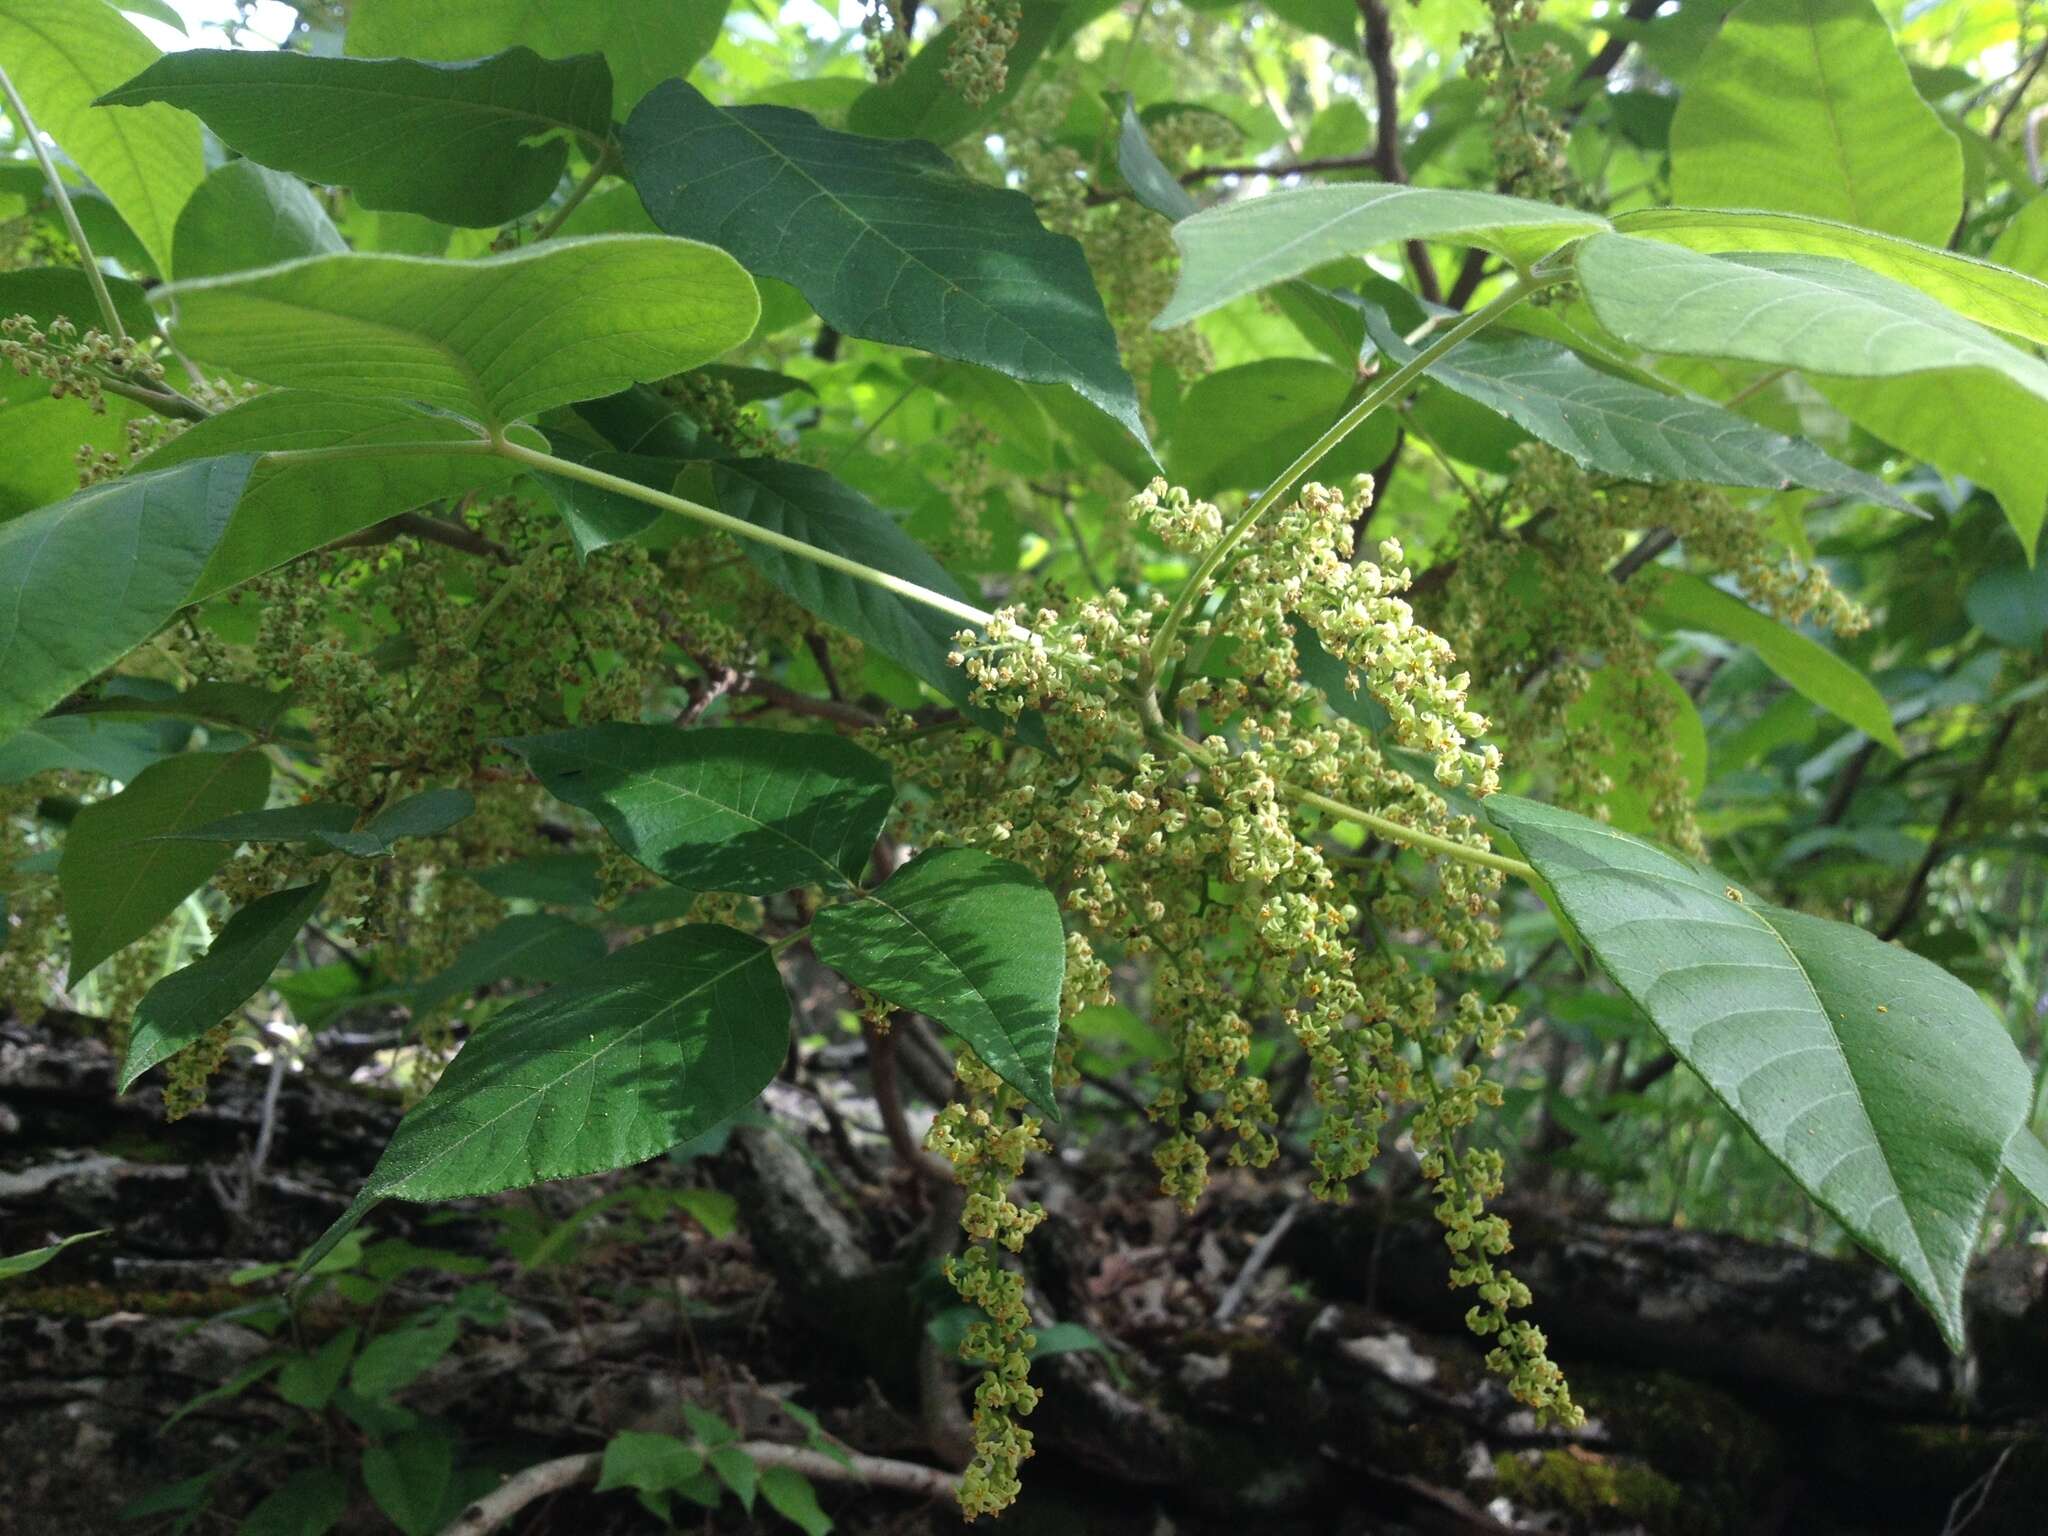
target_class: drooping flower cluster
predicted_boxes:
[892,474,1582,1509]
[943,0,1022,107]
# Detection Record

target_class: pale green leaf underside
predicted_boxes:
[101,46,611,229]
[1667,0,1963,249]
[60,749,271,980]
[1576,237,2048,404]
[1615,208,2048,347]
[156,235,760,430]
[1355,303,1913,511]
[508,723,895,895]
[0,456,256,747]
[1485,794,2031,1350]
[304,924,789,1271]
[1155,185,1609,329]
[122,878,330,1091]
[1643,571,1902,753]
[139,393,540,600]
[346,0,728,112]
[0,0,202,272]
[812,848,1066,1116]
[622,81,1146,445]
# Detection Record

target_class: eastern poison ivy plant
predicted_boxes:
[0,0,2044,1526]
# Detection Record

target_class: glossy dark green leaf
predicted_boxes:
[162,789,474,858]
[1355,302,1915,511]
[157,236,760,432]
[138,394,536,599]
[710,459,983,710]
[1156,185,1608,328]
[812,848,1065,1115]
[0,715,175,786]
[170,158,345,279]
[409,914,607,1012]
[60,750,271,978]
[362,1432,454,1536]
[0,456,257,747]
[508,723,893,894]
[623,82,1145,445]
[101,47,611,228]
[346,0,727,112]
[1484,794,2032,1350]
[1965,563,2048,649]
[303,925,791,1270]
[121,878,329,1091]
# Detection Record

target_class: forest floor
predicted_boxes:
[3,1007,2046,1536]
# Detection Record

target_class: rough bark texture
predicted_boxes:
[5,1016,2045,1535]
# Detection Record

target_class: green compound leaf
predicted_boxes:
[170,159,346,281]
[1484,794,2032,1352]
[100,47,611,229]
[1669,0,1962,248]
[0,455,257,747]
[0,0,202,273]
[1613,209,2048,347]
[1643,571,1902,753]
[507,723,894,895]
[0,1229,107,1281]
[156,236,760,431]
[1575,236,2048,402]
[1355,302,1915,512]
[622,81,1146,447]
[2006,1130,2048,1212]
[710,458,986,712]
[164,788,476,858]
[303,924,791,1272]
[121,878,330,1092]
[346,0,728,113]
[812,848,1065,1116]
[60,750,271,979]
[1576,236,2048,553]
[1154,185,1609,329]
[138,394,538,600]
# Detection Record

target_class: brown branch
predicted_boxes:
[1359,0,1442,304]
[1178,151,1380,184]
[327,512,515,564]
[1880,710,2020,941]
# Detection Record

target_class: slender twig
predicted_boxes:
[1214,1198,1304,1322]
[1991,39,2048,140]
[1880,711,2020,941]
[0,62,125,345]
[534,145,615,240]
[101,375,211,421]
[1358,0,1441,304]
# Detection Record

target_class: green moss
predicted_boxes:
[0,1282,247,1319]
[1494,1449,1697,1535]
